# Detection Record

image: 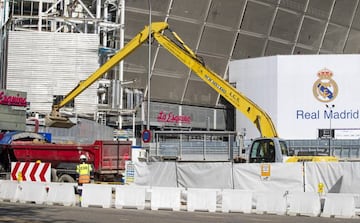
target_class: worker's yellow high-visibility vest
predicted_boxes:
[76,163,92,184]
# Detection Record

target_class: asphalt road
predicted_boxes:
[0,202,359,223]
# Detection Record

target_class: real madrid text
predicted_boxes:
[296,109,360,120]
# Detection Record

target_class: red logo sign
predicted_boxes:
[0,91,27,107]
[157,111,191,124]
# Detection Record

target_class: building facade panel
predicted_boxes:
[7,31,99,115]
[230,54,360,140]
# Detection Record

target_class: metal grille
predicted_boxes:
[287,139,360,161]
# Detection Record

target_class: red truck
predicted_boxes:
[0,131,132,182]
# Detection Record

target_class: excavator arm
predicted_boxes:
[46,21,277,139]
[45,22,169,128]
[153,30,278,138]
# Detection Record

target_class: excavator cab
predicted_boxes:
[249,138,288,163]
[248,138,339,163]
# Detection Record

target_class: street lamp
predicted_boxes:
[325,104,335,154]
[147,0,151,131]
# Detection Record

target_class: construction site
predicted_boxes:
[0,0,360,220]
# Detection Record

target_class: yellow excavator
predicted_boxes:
[45,22,338,163]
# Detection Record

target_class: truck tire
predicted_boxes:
[51,168,59,182]
[58,174,75,183]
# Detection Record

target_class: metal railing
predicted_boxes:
[148,132,360,162]
[149,131,238,161]
[287,139,360,161]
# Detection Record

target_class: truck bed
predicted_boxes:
[9,140,132,173]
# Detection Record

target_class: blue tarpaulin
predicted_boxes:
[0,131,47,145]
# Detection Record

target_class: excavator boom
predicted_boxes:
[46,21,277,139]
[45,22,169,128]
[152,31,277,138]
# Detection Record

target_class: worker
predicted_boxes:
[76,154,93,206]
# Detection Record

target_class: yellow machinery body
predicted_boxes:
[46,22,276,138]
[286,156,338,162]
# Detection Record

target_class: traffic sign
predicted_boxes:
[142,130,151,143]
[11,162,51,182]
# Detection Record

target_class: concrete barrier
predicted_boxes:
[0,179,359,219]
[287,192,321,217]
[150,187,182,211]
[17,181,48,204]
[115,185,147,210]
[46,182,77,206]
[321,193,356,218]
[187,188,217,212]
[81,184,113,208]
[0,180,5,200]
[0,180,20,202]
[222,189,253,213]
[255,191,287,215]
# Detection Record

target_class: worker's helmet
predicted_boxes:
[80,154,87,161]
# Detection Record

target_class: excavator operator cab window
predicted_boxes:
[249,139,276,163]
[279,140,289,156]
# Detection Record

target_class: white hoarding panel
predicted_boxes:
[229,54,360,140]
[229,56,278,139]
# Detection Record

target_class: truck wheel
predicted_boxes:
[51,168,59,182]
[58,174,75,183]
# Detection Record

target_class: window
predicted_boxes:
[249,139,276,163]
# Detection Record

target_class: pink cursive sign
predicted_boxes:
[157,111,191,124]
[0,91,27,107]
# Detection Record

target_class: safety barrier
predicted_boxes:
[0,180,359,219]
[134,162,360,195]
[187,188,218,212]
[150,187,182,211]
[255,191,287,215]
[81,184,113,208]
[10,162,51,182]
[221,189,252,213]
[0,180,20,202]
[321,193,356,218]
[287,191,321,217]
[17,181,48,204]
[46,182,77,206]
[0,180,77,206]
[114,185,147,210]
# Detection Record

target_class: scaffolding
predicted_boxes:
[1,0,131,130]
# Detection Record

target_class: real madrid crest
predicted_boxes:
[313,68,338,102]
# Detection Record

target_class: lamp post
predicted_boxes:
[147,0,151,131]
[325,104,335,154]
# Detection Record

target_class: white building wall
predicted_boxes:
[229,54,360,140]
[7,31,99,115]
[229,56,278,139]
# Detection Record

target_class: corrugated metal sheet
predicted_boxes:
[7,31,99,115]
[27,118,114,144]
